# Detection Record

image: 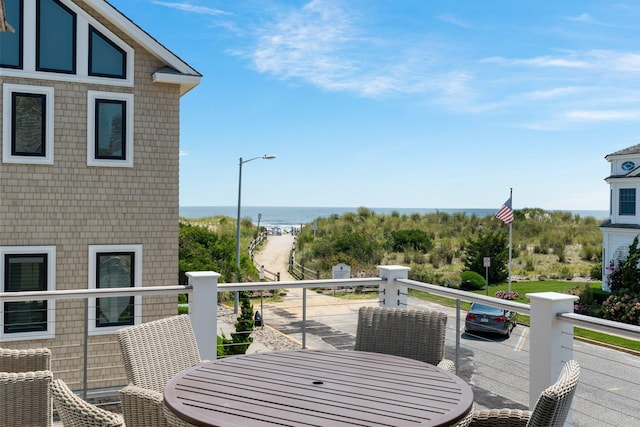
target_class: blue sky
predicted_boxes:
[109,0,640,210]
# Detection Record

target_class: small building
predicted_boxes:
[0,0,200,388]
[600,144,640,291]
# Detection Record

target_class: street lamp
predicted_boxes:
[235,154,276,312]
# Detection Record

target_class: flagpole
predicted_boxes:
[508,188,513,292]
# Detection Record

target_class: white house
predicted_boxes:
[600,144,640,291]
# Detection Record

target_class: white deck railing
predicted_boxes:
[2,265,640,425]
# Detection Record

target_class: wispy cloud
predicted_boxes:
[521,87,588,100]
[483,55,589,68]
[237,0,640,127]
[437,14,471,29]
[565,13,593,23]
[565,110,640,122]
[485,49,640,72]
[152,1,229,16]
[179,150,189,157]
[248,0,464,98]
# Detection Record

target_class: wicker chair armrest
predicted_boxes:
[120,384,170,427]
[437,359,456,373]
[470,408,531,427]
[51,379,124,427]
[0,370,53,426]
[0,347,51,372]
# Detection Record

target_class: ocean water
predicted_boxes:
[179,206,609,229]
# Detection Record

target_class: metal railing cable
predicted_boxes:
[3,276,640,426]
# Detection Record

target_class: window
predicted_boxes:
[1,246,56,341]
[89,245,141,334]
[2,84,54,164]
[89,26,126,79]
[87,91,134,167]
[1,0,134,86]
[95,99,126,159]
[36,0,76,73]
[0,0,23,68]
[619,188,636,216]
[12,92,46,156]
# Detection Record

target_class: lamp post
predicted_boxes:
[235,154,276,312]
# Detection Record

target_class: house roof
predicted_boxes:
[599,219,640,230]
[94,0,202,95]
[605,144,640,159]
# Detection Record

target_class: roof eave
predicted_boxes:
[93,0,202,94]
[153,71,202,96]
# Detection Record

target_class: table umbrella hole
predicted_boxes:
[312,380,324,385]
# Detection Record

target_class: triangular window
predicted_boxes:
[1,0,133,85]
[89,25,126,79]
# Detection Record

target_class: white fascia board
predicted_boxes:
[88,0,202,83]
[153,71,202,96]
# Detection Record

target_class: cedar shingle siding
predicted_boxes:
[0,0,199,388]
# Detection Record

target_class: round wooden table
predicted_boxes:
[165,349,473,427]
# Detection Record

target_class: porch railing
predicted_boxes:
[1,265,639,425]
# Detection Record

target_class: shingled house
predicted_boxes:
[0,0,200,388]
[601,144,640,291]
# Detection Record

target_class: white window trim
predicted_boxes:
[1,0,135,88]
[0,246,56,341]
[2,83,55,165]
[87,91,134,167]
[88,244,142,335]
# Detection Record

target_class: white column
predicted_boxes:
[377,265,410,308]
[527,292,578,410]
[187,271,221,360]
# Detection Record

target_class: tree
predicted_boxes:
[607,235,640,294]
[178,222,237,283]
[464,230,509,284]
[220,291,254,355]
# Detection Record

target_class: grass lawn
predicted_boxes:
[409,280,640,353]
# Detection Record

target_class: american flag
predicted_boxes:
[495,197,514,224]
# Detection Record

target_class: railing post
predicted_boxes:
[527,292,578,410]
[187,271,221,360]
[377,265,410,307]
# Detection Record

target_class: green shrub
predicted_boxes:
[571,284,608,317]
[460,270,486,291]
[590,262,602,280]
[412,252,427,264]
[389,229,433,252]
[221,291,254,356]
[602,293,640,325]
[443,277,461,288]
[524,257,535,272]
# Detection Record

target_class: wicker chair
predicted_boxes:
[0,347,53,427]
[453,404,475,427]
[117,315,202,427]
[354,306,456,373]
[50,378,124,427]
[470,360,580,427]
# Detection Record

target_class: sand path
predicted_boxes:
[252,234,296,281]
[251,233,379,349]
